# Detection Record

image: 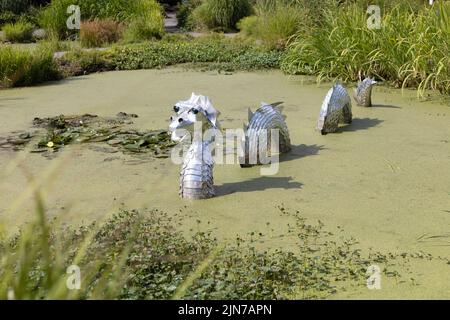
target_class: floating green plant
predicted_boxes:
[0,113,176,158]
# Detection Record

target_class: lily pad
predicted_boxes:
[1,114,175,159]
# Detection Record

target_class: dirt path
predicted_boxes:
[164,10,179,33]
[0,68,449,298]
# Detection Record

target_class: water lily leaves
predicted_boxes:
[1,114,176,159]
[123,143,141,152]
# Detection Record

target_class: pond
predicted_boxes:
[0,68,449,298]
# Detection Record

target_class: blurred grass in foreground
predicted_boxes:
[0,192,385,300]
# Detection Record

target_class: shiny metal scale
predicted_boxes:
[354,77,377,107]
[240,102,291,167]
[317,82,352,135]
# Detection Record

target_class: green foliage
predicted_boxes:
[56,49,114,77]
[38,0,74,39]
[122,9,165,43]
[281,2,450,96]
[39,0,164,40]
[191,0,253,31]
[177,0,202,31]
[80,19,124,48]
[0,35,282,88]
[237,15,259,37]
[0,203,381,299]
[109,36,280,71]
[0,44,60,88]
[2,21,35,43]
[238,1,308,49]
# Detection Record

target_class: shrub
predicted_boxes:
[80,19,124,48]
[191,0,252,31]
[258,4,307,49]
[0,44,60,88]
[111,36,251,70]
[2,21,34,43]
[238,1,308,49]
[177,0,202,30]
[231,50,284,70]
[122,8,165,43]
[237,15,259,38]
[107,36,285,73]
[56,49,114,77]
[39,0,164,40]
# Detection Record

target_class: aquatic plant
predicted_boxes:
[110,36,282,71]
[0,200,396,300]
[0,114,176,158]
[56,48,114,77]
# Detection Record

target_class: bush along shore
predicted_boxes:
[1,35,284,88]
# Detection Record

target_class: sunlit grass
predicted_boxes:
[281,2,450,96]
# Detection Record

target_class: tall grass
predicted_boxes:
[0,44,60,88]
[238,0,309,49]
[281,2,450,96]
[2,21,34,43]
[122,4,165,43]
[191,0,253,31]
[177,0,202,31]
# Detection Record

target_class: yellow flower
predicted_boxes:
[47,141,54,148]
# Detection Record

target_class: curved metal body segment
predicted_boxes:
[317,83,352,135]
[354,77,377,107]
[240,103,291,167]
[180,140,215,199]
